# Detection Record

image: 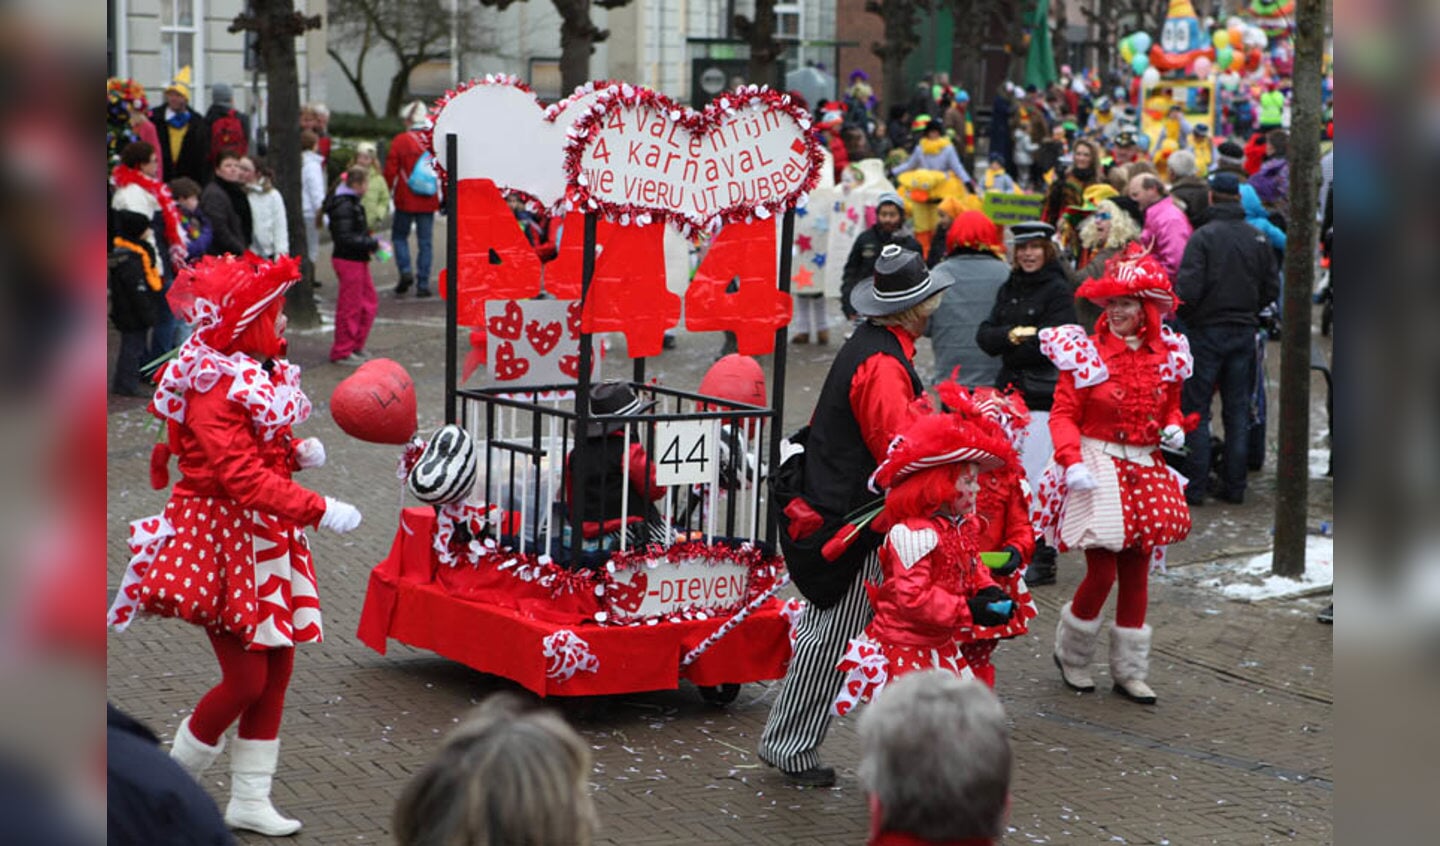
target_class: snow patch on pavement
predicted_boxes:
[1197,536,1333,600]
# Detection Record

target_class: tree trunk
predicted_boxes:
[871,1,924,117]
[743,0,781,89]
[1271,0,1324,579]
[385,65,413,119]
[254,0,319,327]
[556,0,597,94]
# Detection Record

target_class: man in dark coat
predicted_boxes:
[149,69,210,185]
[988,88,1015,179]
[840,192,923,321]
[1174,172,1279,505]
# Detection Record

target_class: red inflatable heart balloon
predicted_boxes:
[330,359,418,444]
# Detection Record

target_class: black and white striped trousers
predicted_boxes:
[758,550,882,772]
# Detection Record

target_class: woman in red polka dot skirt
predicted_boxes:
[831,385,1021,717]
[1033,243,1193,705]
[107,254,363,836]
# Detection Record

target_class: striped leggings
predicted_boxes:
[758,550,881,772]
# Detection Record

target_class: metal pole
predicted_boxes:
[444,133,459,423]
[765,209,796,547]
[570,213,599,566]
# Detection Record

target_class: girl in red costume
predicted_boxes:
[107,254,363,836]
[1034,244,1193,705]
[832,387,1019,716]
[960,386,1040,687]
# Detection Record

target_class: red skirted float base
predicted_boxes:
[357,508,794,697]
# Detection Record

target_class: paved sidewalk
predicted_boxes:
[107,252,1332,844]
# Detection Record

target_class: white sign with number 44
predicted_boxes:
[652,420,719,487]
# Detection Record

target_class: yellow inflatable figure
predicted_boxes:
[895,167,971,255]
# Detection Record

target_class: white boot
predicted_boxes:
[1110,623,1158,705]
[170,716,225,779]
[1053,602,1103,692]
[224,737,303,836]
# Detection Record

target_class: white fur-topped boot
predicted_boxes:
[1053,602,1103,692]
[170,716,225,779]
[1110,623,1158,705]
[224,737,302,836]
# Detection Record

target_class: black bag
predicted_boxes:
[1015,365,1059,404]
[769,427,879,609]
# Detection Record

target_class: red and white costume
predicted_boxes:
[1038,244,1193,705]
[106,254,356,837]
[833,392,1019,715]
[109,263,326,647]
[962,388,1040,686]
[1033,309,1192,564]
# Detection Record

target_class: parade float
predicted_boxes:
[353,78,824,702]
[1118,0,1279,145]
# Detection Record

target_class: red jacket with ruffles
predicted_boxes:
[168,375,326,528]
[866,516,998,648]
[1047,329,1184,469]
[973,465,1035,560]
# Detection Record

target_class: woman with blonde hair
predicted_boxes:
[1073,197,1143,326]
[394,693,597,846]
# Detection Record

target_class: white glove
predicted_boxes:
[320,497,362,533]
[1161,424,1186,451]
[1065,463,1098,492]
[295,437,327,469]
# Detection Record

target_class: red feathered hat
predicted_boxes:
[1073,242,1178,314]
[869,382,1018,493]
[167,253,301,349]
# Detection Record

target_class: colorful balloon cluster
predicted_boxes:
[1120,16,1269,83]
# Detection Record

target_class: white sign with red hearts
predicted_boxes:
[565,84,824,232]
[484,298,583,388]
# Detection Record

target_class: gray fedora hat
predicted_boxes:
[850,244,953,317]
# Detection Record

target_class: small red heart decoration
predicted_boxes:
[488,300,524,340]
[526,319,563,356]
[124,582,144,600]
[566,301,583,338]
[111,606,132,625]
[558,354,580,379]
[330,358,418,444]
[493,341,531,381]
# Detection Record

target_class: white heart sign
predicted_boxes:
[565,85,823,231]
[428,76,612,209]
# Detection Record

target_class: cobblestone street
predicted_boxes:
[107,250,1333,844]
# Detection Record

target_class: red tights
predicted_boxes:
[189,629,295,745]
[1070,547,1149,629]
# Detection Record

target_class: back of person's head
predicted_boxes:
[859,670,1011,842]
[344,166,369,190]
[1127,160,1159,180]
[168,177,202,201]
[1266,128,1288,156]
[393,693,596,846]
[300,130,318,151]
[1167,149,1197,179]
[403,100,431,129]
[120,141,155,170]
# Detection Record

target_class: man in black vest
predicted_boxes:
[759,245,952,787]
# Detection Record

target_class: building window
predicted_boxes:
[159,0,200,83]
[776,3,802,42]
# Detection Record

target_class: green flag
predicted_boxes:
[1024,0,1057,91]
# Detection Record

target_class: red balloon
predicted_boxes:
[330,358,418,444]
[699,354,768,434]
